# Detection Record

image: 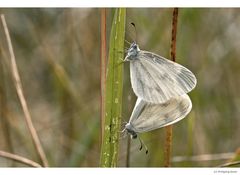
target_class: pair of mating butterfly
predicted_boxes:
[122,40,197,153]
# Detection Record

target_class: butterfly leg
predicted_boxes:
[138,136,148,154]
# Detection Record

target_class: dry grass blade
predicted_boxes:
[172,152,235,162]
[126,136,131,167]
[0,150,42,167]
[100,8,107,146]
[164,125,173,167]
[219,161,240,167]
[0,14,49,167]
[164,8,179,167]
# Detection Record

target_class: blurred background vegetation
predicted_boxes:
[0,8,240,167]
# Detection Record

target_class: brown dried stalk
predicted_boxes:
[1,14,49,167]
[0,150,41,167]
[164,8,179,167]
[100,8,107,145]
[219,161,240,167]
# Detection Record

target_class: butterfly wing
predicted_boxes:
[129,94,192,133]
[130,51,197,103]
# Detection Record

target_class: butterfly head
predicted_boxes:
[125,123,138,139]
[124,42,140,61]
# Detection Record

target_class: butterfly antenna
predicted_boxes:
[125,22,137,44]
[138,136,149,154]
[130,22,137,43]
[125,30,134,43]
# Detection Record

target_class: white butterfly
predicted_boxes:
[124,42,197,104]
[124,94,192,140]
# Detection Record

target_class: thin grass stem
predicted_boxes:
[0,14,49,167]
[0,150,42,167]
[100,8,107,148]
[164,8,179,167]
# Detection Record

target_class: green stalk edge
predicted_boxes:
[100,8,126,167]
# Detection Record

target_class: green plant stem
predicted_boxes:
[100,8,126,167]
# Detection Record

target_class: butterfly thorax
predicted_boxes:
[124,42,140,61]
[125,123,138,139]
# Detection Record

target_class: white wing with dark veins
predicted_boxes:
[130,51,197,104]
[129,94,192,133]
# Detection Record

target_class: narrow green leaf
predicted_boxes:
[100,8,126,167]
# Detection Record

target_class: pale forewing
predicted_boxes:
[130,51,197,103]
[129,94,192,133]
